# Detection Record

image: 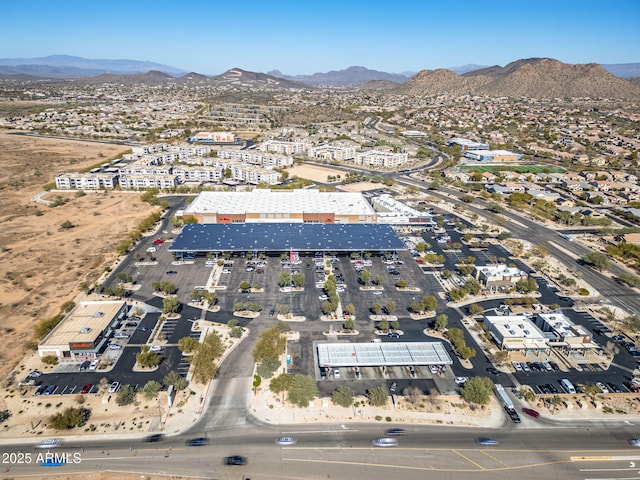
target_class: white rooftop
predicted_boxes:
[484,315,546,341]
[184,189,376,216]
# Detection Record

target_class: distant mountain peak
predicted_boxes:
[273,65,410,86]
[401,57,640,99]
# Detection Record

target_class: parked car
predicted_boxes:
[125,322,138,327]
[487,367,501,376]
[455,377,469,385]
[44,385,57,395]
[108,343,122,350]
[108,382,119,393]
[149,345,162,352]
[34,385,46,395]
[596,382,610,394]
[27,370,42,378]
[80,383,92,394]
[89,360,98,370]
[333,369,341,379]
[388,332,400,338]
[113,332,128,339]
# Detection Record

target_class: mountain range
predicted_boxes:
[0,55,638,99]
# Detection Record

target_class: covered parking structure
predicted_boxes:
[169,223,406,255]
[317,342,453,368]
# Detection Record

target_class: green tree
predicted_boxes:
[359,268,370,285]
[371,303,382,315]
[164,370,188,391]
[331,386,355,407]
[252,324,287,363]
[162,296,179,314]
[178,336,199,354]
[422,295,437,311]
[142,380,162,399]
[115,384,136,406]
[461,377,494,405]
[468,303,484,315]
[256,356,281,379]
[583,251,610,271]
[278,272,292,287]
[366,386,388,406]
[287,374,318,407]
[384,300,396,315]
[239,281,251,292]
[343,317,354,331]
[434,314,448,331]
[49,407,89,430]
[344,304,355,315]
[269,373,293,398]
[377,318,390,332]
[191,332,225,384]
[136,347,162,368]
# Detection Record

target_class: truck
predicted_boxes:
[495,384,521,423]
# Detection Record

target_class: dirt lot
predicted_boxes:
[287,164,348,183]
[0,132,156,379]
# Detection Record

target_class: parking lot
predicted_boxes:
[27,205,640,401]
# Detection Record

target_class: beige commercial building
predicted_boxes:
[38,300,128,361]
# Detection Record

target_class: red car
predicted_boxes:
[522,407,539,418]
[80,383,92,394]
[153,238,164,245]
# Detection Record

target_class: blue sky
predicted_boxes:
[1,0,638,75]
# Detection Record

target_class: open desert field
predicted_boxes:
[287,163,347,183]
[0,132,156,379]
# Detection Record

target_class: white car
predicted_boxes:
[113,332,128,339]
[371,437,398,448]
[108,343,122,350]
[629,438,640,447]
[149,345,162,352]
[334,369,341,379]
[512,362,523,372]
[108,381,120,393]
[319,295,329,301]
[36,438,62,449]
[221,269,231,274]
[275,436,297,445]
[146,246,157,253]
[89,360,98,371]
[372,291,382,295]
[454,377,469,385]
[596,382,610,394]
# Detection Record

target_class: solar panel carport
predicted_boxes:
[317,342,453,368]
[169,223,406,253]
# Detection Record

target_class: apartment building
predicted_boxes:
[172,165,223,183]
[259,140,307,155]
[119,174,178,190]
[54,172,119,190]
[230,164,280,184]
[307,144,356,161]
[355,149,408,168]
[216,148,293,167]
